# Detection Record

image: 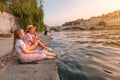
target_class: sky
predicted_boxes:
[43,0,120,26]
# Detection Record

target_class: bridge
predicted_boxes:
[48,26,87,32]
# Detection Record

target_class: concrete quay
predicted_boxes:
[0,35,59,80]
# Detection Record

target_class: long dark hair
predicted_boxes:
[13,28,21,48]
[9,28,21,59]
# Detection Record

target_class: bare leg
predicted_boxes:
[45,55,56,60]
[39,38,46,45]
[38,40,47,48]
[29,42,39,50]
[30,40,46,50]
[41,50,56,57]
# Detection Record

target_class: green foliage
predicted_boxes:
[0,0,45,31]
[62,21,73,26]
[0,0,7,12]
[98,21,106,26]
[62,21,80,26]
[73,21,80,25]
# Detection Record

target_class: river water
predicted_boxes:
[51,30,120,80]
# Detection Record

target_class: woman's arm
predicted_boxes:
[29,40,35,44]
[34,32,38,40]
[20,45,38,54]
[32,36,38,44]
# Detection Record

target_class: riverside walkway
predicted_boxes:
[0,35,59,80]
[0,37,13,57]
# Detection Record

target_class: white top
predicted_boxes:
[15,39,26,53]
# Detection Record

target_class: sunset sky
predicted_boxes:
[43,0,120,26]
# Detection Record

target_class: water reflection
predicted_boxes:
[51,30,120,80]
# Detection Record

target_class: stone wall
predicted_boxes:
[0,11,19,34]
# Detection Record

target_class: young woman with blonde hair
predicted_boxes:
[23,25,52,51]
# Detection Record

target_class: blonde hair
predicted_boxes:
[26,25,36,33]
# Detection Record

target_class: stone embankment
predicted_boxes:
[0,35,59,80]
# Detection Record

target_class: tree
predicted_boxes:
[0,0,7,12]
[0,0,45,31]
[62,21,73,26]
[62,21,80,26]
[98,21,106,26]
